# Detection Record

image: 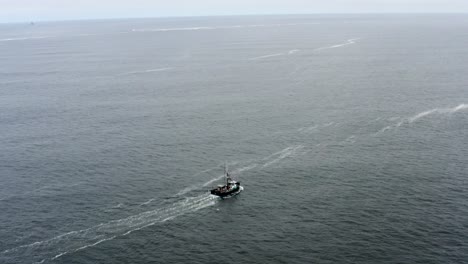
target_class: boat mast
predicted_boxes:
[224,162,228,184]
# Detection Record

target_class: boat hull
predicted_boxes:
[210,183,243,198]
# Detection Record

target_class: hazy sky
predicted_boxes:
[1,0,467,23]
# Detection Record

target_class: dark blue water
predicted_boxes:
[1,14,467,264]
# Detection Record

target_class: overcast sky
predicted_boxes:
[1,0,467,23]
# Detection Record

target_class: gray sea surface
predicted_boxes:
[0,14,467,264]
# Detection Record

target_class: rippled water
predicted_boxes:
[1,14,467,264]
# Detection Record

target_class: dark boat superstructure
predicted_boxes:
[210,165,242,198]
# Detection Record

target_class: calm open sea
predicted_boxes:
[1,14,467,263]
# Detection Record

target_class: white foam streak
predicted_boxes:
[248,48,301,61]
[408,109,438,123]
[262,145,304,168]
[375,104,468,135]
[248,53,284,60]
[178,163,257,195]
[2,193,217,262]
[132,27,214,32]
[454,104,468,111]
[131,23,320,33]
[74,236,116,252]
[314,38,360,52]
[51,252,67,260]
[175,165,223,195]
[288,49,300,54]
[139,199,154,206]
[238,164,258,172]
[407,104,467,123]
[123,67,173,75]
[0,36,49,42]
[201,163,258,187]
[202,174,225,187]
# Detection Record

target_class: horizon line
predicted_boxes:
[1,12,468,25]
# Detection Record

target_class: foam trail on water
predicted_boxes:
[408,104,468,122]
[122,67,173,75]
[375,104,468,135]
[176,163,236,196]
[139,199,154,206]
[248,48,301,61]
[202,174,225,187]
[262,145,304,168]
[0,36,50,42]
[132,27,214,32]
[261,146,296,161]
[314,38,360,52]
[388,116,400,121]
[376,125,393,134]
[288,49,300,54]
[202,164,258,188]
[248,53,284,60]
[296,122,339,134]
[114,203,124,208]
[237,163,258,172]
[131,23,320,33]
[408,109,438,123]
[453,104,468,112]
[1,193,217,263]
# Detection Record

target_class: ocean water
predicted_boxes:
[0,14,467,264]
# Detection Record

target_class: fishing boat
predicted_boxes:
[210,164,243,198]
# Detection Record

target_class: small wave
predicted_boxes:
[297,122,337,134]
[114,203,124,208]
[305,125,318,132]
[345,135,356,142]
[0,182,83,201]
